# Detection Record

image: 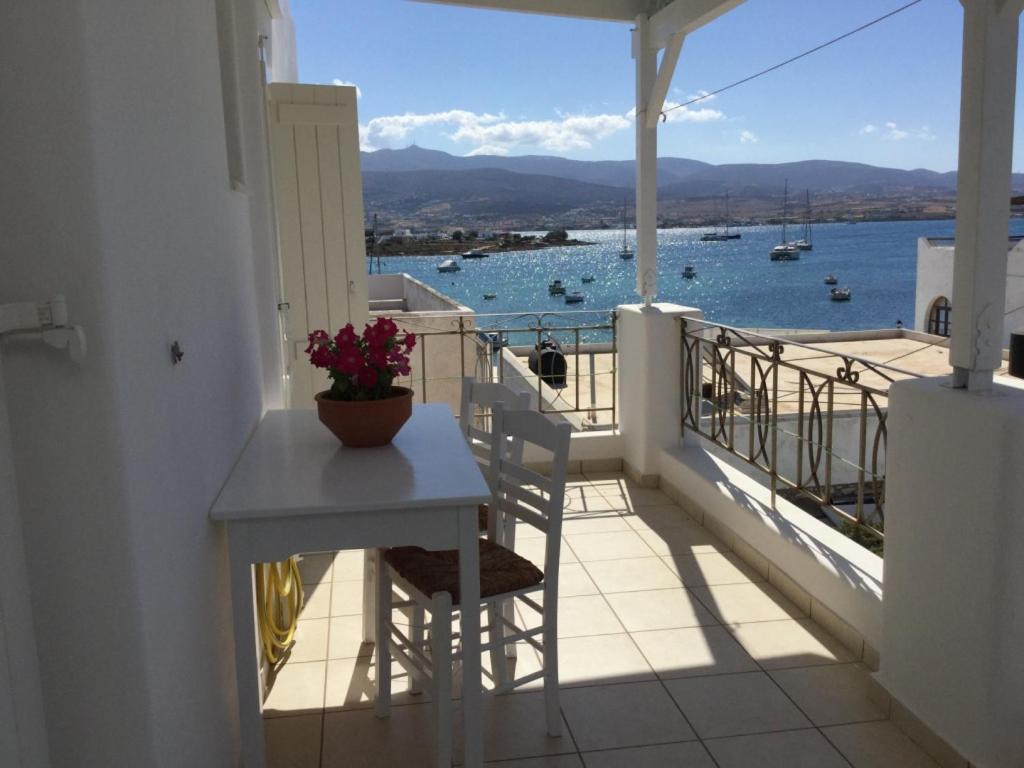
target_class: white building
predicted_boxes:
[916,235,1024,345]
[2,1,1024,767]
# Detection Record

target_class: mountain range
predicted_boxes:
[360,145,1024,229]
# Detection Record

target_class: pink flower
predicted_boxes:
[404,332,417,350]
[375,316,399,338]
[305,329,329,354]
[357,365,379,388]
[395,362,411,376]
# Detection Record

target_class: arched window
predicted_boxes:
[927,296,952,337]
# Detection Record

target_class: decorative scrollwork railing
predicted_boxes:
[679,318,921,548]
[377,309,617,430]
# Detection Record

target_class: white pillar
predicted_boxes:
[617,303,703,484]
[949,0,1023,390]
[633,15,658,303]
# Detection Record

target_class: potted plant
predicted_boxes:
[305,317,417,447]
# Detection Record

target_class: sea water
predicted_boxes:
[373,218,1024,333]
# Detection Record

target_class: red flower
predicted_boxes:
[334,324,358,348]
[336,346,363,375]
[403,332,417,350]
[368,347,389,368]
[357,365,379,388]
[395,362,411,376]
[305,329,329,354]
[375,316,399,338]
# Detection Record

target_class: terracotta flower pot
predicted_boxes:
[315,387,414,447]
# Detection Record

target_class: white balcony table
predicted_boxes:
[211,404,491,768]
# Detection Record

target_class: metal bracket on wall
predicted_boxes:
[0,295,87,363]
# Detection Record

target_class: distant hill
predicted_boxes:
[360,146,1024,229]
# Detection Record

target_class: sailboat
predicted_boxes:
[770,180,800,261]
[700,192,742,241]
[793,189,813,251]
[618,197,634,260]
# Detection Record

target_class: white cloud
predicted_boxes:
[861,121,935,142]
[465,144,510,157]
[359,109,503,151]
[332,78,362,98]
[660,100,724,123]
[739,130,758,144]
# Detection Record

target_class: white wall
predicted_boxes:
[0,0,295,765]
[915,236,1024,344]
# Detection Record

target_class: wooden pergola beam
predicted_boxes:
[409,0,646,22]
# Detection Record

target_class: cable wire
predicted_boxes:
[660,0,926,120]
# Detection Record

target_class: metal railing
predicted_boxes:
[385,310,617,430]
[680,318,922,548]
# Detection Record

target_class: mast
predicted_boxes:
[781,179,789,244]
[622,196,628,250]
[724,192,731,236]
[804,189,812,244]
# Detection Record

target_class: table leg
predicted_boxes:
[362,548,376,643]
[457,505,483,767]
[229,538,265,768]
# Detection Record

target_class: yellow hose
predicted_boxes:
[255,558,304,665]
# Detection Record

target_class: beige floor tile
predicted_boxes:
[728,618,856,670]
[512,594,624,639]
[557,563,600,597]
[560,681,695,751]
[565,531,657,562]
[485,757,583,768]
[329,580,364,617]
[661,551,763,587]
[556,633,656,688]
[324,655,427,711]
[285,617,330,664]
[604,588,717,632]
[689,583,805,624]
[584,557,682,593]
[560,514,634,536]
[621,488,672,507]
[623,505,699,533]
[705,728,849,768]
[565,495,630,514]
[634,525,727,556]
[264,661,326,715]
[328,615,374,660]
[665,672,811,738]
[769,663,887,726]
[453,691,575,764]
[300,581,332,620]
[517,536,578,565]
[264,713,322,768]
[582,742,716,768]
[322,704,434,767]
[333,550,367,582]
[297,551,334,585]
[822,721,941,767]
[631,626,759,679]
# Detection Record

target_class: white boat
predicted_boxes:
[794,190,813,250]
[770,180,800,261]
[830,287,852,302]
[618,197,634,259]
[700,192,742,241]
[461,249,488,259]
[770,244,800,261]
[564,291,585,304]
[548,279,566,295]
[824,274,838,285]
[682,265,697,279]
[437,259,461,273]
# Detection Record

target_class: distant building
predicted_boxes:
[915,236,1024,344]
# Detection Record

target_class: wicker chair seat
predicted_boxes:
[383,539,543,605]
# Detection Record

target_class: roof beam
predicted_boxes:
[649,0,746,48]
[409,0,647,22]
[646,30,684,127]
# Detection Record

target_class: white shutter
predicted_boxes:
[267,83,368,406]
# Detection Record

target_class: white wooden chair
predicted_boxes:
[375,403,572,767]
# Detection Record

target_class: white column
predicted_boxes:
[633,15,658,303]
[617,303,703,483]
[950,0,1023,390]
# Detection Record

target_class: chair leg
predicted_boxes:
[487,602,509,691]
[542,618,561,737]
[374,561,392,719]
[501,517,518,660]
[409,605,425,695]
[431,592,454,768]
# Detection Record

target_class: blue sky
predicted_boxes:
[292,0,1024,172]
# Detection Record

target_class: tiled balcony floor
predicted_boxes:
[263,473,937,768]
